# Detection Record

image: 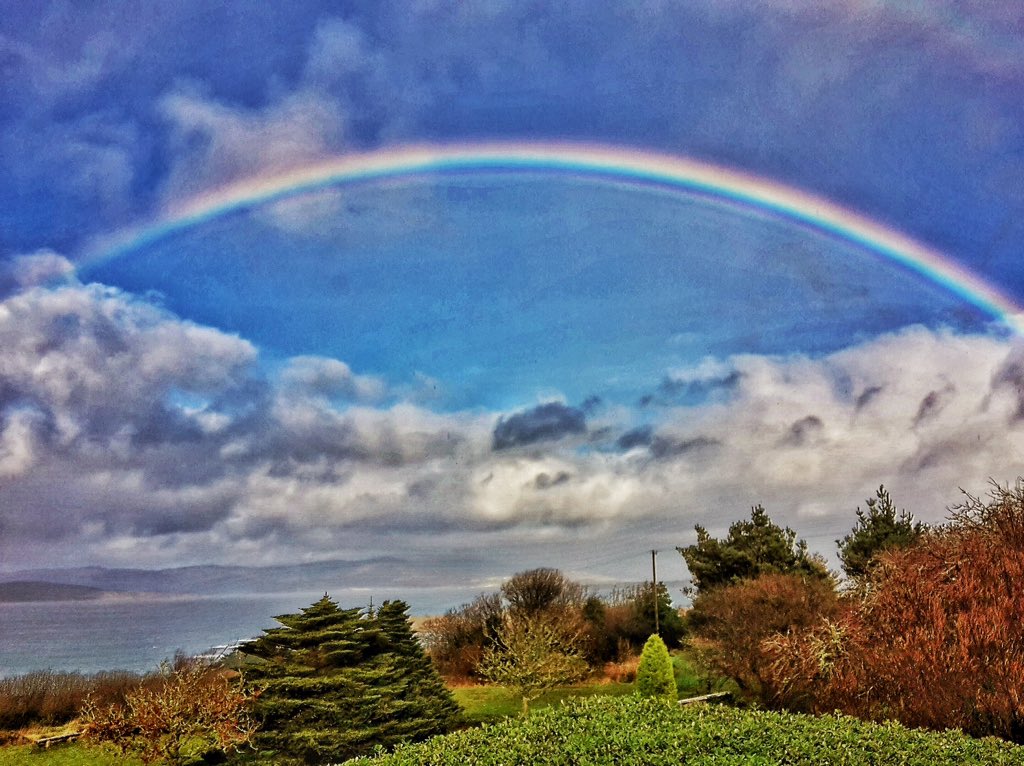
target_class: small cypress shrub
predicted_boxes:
[636,634,676,700]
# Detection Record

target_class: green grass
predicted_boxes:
[0,742,140,766]
[349,694,1024,765]
[453,681,634,724]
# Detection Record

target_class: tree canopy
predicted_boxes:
[241,595,459,765]
[836,485,925,581]
[677,505,830,593]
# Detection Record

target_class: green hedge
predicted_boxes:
[347,695,1024,765]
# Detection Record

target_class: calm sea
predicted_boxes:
[0,587,481,678]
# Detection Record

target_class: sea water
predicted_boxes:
[0,586,480,678]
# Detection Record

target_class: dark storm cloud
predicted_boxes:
[492,402,587,450]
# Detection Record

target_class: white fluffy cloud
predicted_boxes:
[1,276,1022,575]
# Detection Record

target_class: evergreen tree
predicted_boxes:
[677,505,830,594]
[837,485,925,581]
[241,595,458,765]
[368,600,461,742]
[636,634,676,701]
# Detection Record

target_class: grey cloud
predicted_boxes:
[782,415,824,447]
[650,435,719,459]
[0,252,76,297]
[913,386,953,427]
[641,370,741,407]
[532,471,571,490]
[279,355,386,402]
[492,402,587,450]
[854,385,883,411]
[616,425,653,450]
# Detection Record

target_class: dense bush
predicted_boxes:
[766,481,1024,742]
[423,569,688,682]
[346,695,1024,765]
[0,669,144,730]
[687,572,839,708]
[635,635,675,701]
[419,593,504,680]
[82,657,255,765]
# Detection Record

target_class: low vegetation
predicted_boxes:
[0,669,145,730]
[4,481,1024,763]
[348,695,1024,765]
[81,657,255,765]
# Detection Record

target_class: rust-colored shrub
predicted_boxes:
[688,572,839,708]
[0,669,143,730]
[766,481,1024,742]
[82,657,256,765]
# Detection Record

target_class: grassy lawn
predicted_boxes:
[453,681,635,724]
[454,648,729,724]
[0,742,139,766]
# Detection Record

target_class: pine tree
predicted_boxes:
[367,600,461,744]
[241,595,458,765]
[677,505,830,593]
[837,485,925,581]
[636,634,676,701]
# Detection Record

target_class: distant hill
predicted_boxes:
[0,556,418,597]
[0,580,108,603]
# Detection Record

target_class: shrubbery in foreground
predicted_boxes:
[347,695,1023,765]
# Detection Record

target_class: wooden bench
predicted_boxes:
[34,732,81,748]
[679,691,732,706]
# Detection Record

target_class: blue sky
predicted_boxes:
[2,1,1024,592]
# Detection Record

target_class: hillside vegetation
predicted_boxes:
[349,695,1024,766]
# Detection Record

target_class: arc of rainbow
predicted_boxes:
[84,142,1022,332]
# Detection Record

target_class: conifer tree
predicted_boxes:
[837,485,924,581]
[241,595,458,765]
[636,634,676,701]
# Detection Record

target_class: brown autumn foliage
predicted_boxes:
[82,657,256,765]
[687,571,840,708]
[419,593,504,680]
[0,669,143,730]
[764,480,1024,742]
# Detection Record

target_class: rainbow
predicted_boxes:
[84,142,1022,331]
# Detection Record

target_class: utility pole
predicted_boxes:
[651,549,659,636]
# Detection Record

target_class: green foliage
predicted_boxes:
[625,583,686,649]
[837,485,925,581]
[635,635,675,701]
[677,504,830,593]
[240,595,459,765]
[477,613,589,715]
[347,695,1024,765]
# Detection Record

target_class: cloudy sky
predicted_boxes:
[2,1,1024,591]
